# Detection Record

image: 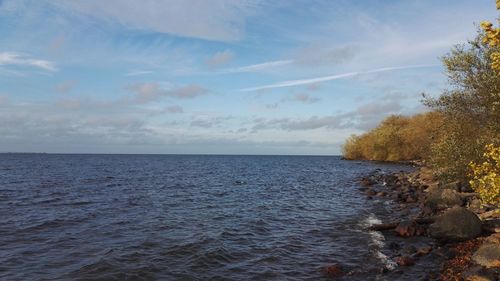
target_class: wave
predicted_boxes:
[363,214,398,271]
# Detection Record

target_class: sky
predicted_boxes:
[0,0,498,155]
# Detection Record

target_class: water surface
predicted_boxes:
[0,154,416,280]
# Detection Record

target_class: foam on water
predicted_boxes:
[363,213,398,271]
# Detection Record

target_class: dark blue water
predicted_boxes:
[0,154,415,280]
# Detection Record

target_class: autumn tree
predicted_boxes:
[423,26,500,179]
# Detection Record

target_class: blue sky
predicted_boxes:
[0,0,497,155]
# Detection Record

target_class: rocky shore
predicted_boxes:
[355,167,500,280]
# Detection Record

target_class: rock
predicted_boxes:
[463,265,498,281]
[481,218,500,233]
[361,178,376,186]
[442,180,462,192]
[472,243,500,268]
[365,189,377,196]
[419,167,435,182]
[479,211,500,220]
[469,199,483,212]
[425,188,463,209]
[324,263,343,277]
[376,191,387,197]
[420,205,434,217]
[484,233,500,244]
[460,183,474,193]
[405,197,417,203]
[395,256,414,266]
[428,207,482,241]
[466,276,494,281]
[388,242,401,250]
[416,246,432,256]
[434,247,459,259]
[401,245,417,255]
[395,221,417,237]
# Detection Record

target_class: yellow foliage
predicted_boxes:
[342,112,444,161]
[480,1,500,72]
[469,144,500,207]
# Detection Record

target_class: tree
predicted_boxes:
[423,28,500,179]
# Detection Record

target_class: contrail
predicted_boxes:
[239,64,439,92]
[222,60,293,73]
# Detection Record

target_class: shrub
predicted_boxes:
[469,144,500,207]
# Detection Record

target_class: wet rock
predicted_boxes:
[406,197,417,203]
[376,191,387,197]
[395,221,417,237]
[428,207,482,241]
[420,205,434,217]
[425,188,463,209]
[416,246,432,256]
[361,177,376,186]
[395,256,414,266]
[388,242,401,250]
[365,189,377,196]
[324,263,343,277]
[472,243,500,268]
[401,245,417,255]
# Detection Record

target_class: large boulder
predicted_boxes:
[425,188,463,209]
[428,207,482,241]
[472,243,500,268]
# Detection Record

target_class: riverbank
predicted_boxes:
[356,166,499,280]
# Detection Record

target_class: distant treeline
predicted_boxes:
[343,27,500,181]
[342,112,443,162]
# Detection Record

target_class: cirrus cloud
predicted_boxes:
[0,52,57,72]
[127,83,207,103]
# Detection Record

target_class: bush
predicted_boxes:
[469,144,500,207]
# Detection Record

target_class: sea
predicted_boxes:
[0,154,438,280]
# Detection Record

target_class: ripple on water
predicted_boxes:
[0,154,414,280]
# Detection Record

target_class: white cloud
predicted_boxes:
[240,64,438,91]
[0,52,57,72]
[56,80,78,94]
[291,93,320,104]
[205,49,234,68]
[127,83,207,103]
[224,60,292,73]
[125,70,153,76]
[294,45,357,66]
[0,94,9,105]
[51,0,261,41]
[165,105,183,114]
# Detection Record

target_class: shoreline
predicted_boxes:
[354,166,499,280]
